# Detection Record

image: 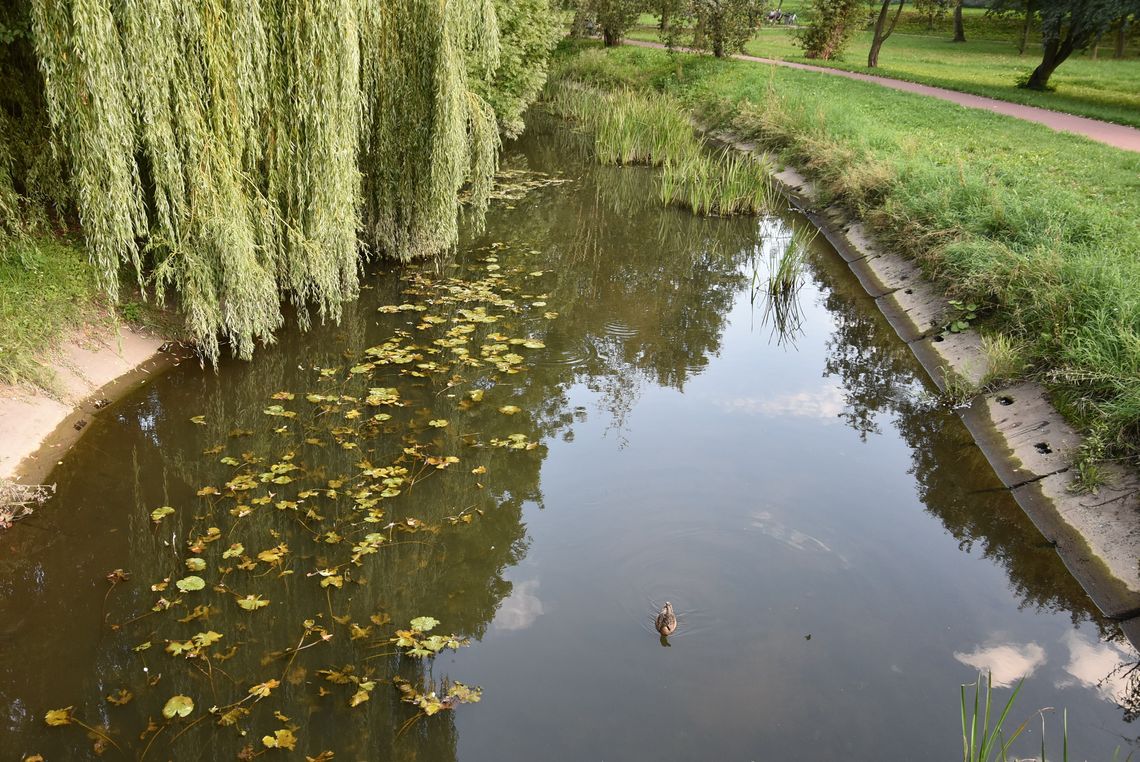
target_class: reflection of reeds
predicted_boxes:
[543,81,773,217]
[661,149,771,217]
[753,225,813,346]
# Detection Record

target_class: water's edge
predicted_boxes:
[705,128,1140,635]
[2,329,184,483]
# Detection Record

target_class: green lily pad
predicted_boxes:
[162,695,194,719]
[175,575,206,593]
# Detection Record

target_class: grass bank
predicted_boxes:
[628,16,1140,128]
[0,237,104,388]
[550,41,1140,462]
[0,236,175,390]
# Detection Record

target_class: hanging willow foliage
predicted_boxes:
[27,0,558,361]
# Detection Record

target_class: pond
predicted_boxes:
[2,115,1137,761]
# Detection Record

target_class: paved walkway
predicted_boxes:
[625,39,1140,153]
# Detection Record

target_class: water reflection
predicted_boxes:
[0,114,1137,760]
[1059,631,1139,710]
[492,580,545,632]
[712,384,847,421]
[954,640,1049,687]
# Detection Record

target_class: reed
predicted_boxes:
[543,80,774,216]
[960,673,1029,762]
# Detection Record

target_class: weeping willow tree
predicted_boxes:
[21,0,558,361]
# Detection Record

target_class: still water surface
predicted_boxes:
[2,117,1137,760]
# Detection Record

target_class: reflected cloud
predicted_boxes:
[492,580,544,632]
[712,385,845,421]
[749,511,850,568]
[954,640,1047,687]
[1056,630,1137,706]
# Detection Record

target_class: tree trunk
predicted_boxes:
[602,27,620,47]
[1018,3,1032,54]
[1024,38,1071,89]
[953,0,966,41]
[868,0,905,67]
[1113,17,1128,58]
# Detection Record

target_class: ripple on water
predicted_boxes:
[611,522,737,641]
[534,337,599,370]
[602,319,639,339]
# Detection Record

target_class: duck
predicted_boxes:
[655,601,677,637]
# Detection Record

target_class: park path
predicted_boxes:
[625,39,1140,154]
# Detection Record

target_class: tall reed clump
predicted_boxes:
[543,79,774,216]
[661,148,772,216]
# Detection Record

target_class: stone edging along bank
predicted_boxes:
[705,129,1140,637]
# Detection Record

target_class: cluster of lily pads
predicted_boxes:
[44,246,557,757]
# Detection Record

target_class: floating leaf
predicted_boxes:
[409,616,439,632]
[263,405,296,418]
[175,576,205,593]
[249,679,280,699]
[427,419,448,428]
[257,544,288,563]
[349,680,376,707]
[184,558,206,572]
[105,688,133,706]
[192,631,223,647]
[189,415,206,425]
[262,728,297,750]
[44,707,74,726]
[498,405,521,415]
[150,506,175,523]
[237,595,270,611]
[222,543,245,559]
[162,695,194,719]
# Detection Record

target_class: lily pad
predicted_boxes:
[162,695,194,719]
[410,616,439,632]
[175,575,206,593]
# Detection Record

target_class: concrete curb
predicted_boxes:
[1,330,189,485]
[706,129,1140,641]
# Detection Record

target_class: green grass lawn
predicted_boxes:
[0,237,106,389]
[551,41,1140,458]
[628,13,1140,128]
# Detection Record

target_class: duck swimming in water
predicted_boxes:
[655,601,677,637]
